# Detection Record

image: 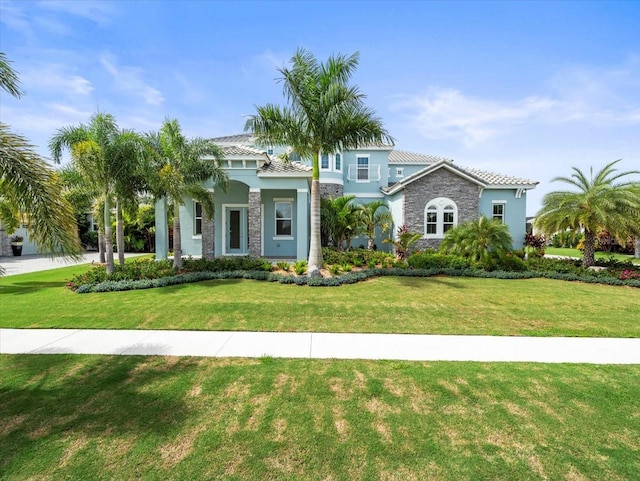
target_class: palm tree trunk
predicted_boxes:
[98,228,105,264]
[308,178,323,276]
[582,229,596,267]
[103,194,115,274]
[172,201,182,270]
[635,237,640,259]
[367,235,375,250]
[116,200,125,266]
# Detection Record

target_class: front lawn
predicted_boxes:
[2,266,640,337]
[545,247,640,265]
[1,355,638,481]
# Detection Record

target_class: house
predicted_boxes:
[154,134,537,260]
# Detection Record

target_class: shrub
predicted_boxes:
[293,260,307,275]
[276,261,290,272]
[341,263,352,272]
[328,264,341,275]
[407,252,475,270]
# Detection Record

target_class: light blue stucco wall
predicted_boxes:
[261,189,299,258]
[479,189,529,249]
[342,150,391,195]
[178,196,202,257]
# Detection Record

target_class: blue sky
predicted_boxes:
[1,0,639,214]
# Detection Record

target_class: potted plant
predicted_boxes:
[10,235,23,256]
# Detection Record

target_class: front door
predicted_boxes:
[225,207,248,255]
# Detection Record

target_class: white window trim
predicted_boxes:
[492,201,506,223]
[356,155,370,183]
[193,201,203,238]
[396,167,404,178]
[334,152,342,172]
[274,198,294,238]
[424,197,458,239]
[320,153,331,171]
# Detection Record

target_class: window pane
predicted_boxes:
[443,212,454,223]
[276,220,291,236]
[426,223,437,234]
[195,219,202,235]
[443,223,454,233]
[335,153,341,170]
[321,154,329,169]
[195,202,202,217]
[276,202,292,219]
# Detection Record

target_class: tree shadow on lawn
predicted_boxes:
[0,281,70,295]
[393,275,468,289]
[0,354,195,473]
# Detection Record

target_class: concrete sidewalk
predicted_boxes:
[2,329,639,364]
[0,252,141,276]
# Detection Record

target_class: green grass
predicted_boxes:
[1,355,638,480]
[2,265,640,337]
[545,247,640,264]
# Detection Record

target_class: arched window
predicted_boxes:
[424,198,458,238]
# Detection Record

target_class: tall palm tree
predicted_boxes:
[320,195,360,251]
[146,118,228,270]
[1,52,81,268]
[534,160,640,267]
[357,200,393,250]
[50,113,147,273]
[440,216,513,262]
[245,48,392,275]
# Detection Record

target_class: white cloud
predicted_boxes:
[393,57,640,146]
[0,1,34,39]
[20,64,94,96]
[393,88,556,145]
[100,54,165,106]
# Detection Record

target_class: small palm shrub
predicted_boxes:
[341,263,353,272]
[276,261,290,272]
[440,216,514,263]
[383,224,422,260]
[293,260,307,275]
[328,264,342,275]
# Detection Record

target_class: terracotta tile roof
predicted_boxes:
[389,149,453,164]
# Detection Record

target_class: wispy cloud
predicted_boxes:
[36,0,115,26]
[100,54,165,106]
[393,57,640,146]
[20,64,94,96]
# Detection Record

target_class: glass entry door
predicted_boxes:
[225,207,248,255]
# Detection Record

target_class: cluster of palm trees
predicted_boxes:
[320,196,393,251]
[1,51,228,274]
[50,114,228,273]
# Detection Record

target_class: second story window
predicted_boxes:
[321,153,330,170]
[357,156,369,181]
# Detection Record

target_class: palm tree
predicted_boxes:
[320,195,360,251]
[1,52,81,269]
[50,113,147,273]
[440,216,513,263]
[146,118,228,270]
[245,48,392,276]
[534,160,640,267]
[357,200,393,250]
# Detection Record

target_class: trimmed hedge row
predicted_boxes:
[74,267,640,293]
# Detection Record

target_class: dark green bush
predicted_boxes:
[407,252,475,270]
[322,248,393,267]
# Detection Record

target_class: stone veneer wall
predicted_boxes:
[319,183,343,199]
[248,191,262,257]
[403,168,480,250]
[201,210,215,260]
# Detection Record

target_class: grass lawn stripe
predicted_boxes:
[1,267,640,337]
[1,355,638,480]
